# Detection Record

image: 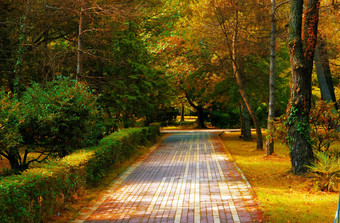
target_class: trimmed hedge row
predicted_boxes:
[0,124,160,223]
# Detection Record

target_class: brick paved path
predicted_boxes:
[72,132,263,223]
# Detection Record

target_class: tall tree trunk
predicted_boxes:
[13,1,30,94]
[231,9,263,150]
[287,0,320,174]
[314,35,338,109]
[180,103,185,122]
[243,102,252,141]
[196,106,206,129]
[0,3,13,91]
[239,103,244,137]
[266,0,277,155]
[76,2,84,82]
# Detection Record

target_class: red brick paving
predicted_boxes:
[71,132,263,223]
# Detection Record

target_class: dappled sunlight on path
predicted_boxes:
[71,132,263,223]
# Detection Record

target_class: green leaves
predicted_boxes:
[0,77,104,171]
[0,91,22,153]
[306,151,340,192]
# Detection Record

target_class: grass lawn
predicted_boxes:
[220,131,339,223]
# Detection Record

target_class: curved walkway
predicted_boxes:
[71,132,263,223]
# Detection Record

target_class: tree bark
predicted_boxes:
[196,106,206,129]
[231,9,263,149]
[5,149,23,171]
[314,35,338,110]
[266,0,277,155]
[180,103,185,122]
[76,1,84,82]
[185,92,207,129]
[13,1,30,94]
[239,104,244,137]
[287,0,320,174]
[243,102,252,141]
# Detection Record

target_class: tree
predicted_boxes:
[266,0,290,155]
[0,78,103,171]
[210,0,268,149]
[156,34,222,128]
[287,0,321,174]
[314,34,338,110]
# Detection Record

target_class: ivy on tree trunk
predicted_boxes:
[287,0,321,174]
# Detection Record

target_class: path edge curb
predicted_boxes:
[69,134,168,223]
[216,135,265,221]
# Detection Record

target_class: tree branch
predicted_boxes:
[185,91,198,110]
[275,0,290,12]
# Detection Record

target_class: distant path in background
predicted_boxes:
[71,131,263,223]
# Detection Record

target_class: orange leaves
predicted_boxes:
[302,0,321,61]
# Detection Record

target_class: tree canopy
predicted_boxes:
[0,0,339,173]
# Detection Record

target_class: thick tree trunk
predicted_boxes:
[6,150,22,171]
[288,0,320,174]
[185,92,207,129]
[180,103,185,122]
[243,102,252,141]
[314,36,338,109]
[231,10,263,149]
[76,2,84,82]
[196,106,206,129]
[266,0,277,155]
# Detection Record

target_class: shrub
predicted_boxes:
[20,77,104,156]
[0,77,104,171]
[210,110,239,129]
[306,151,340,192]
[270,100,339,191]
[309,100,339,152]
[85,126,159,185]
[270,100,339,152]
[0,125,160,222]
[0,91,23,171]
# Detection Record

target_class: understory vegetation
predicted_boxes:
[0,125,160,223]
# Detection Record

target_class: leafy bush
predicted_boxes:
[309,100,339,152]
[20,78,104,156]
[0,91,23,171]
[0,77,104,171]
[210,110,239,129]
[0,125,160,222]
[150,106,178,127]
[86,126,159,185]
[270,100,339,152]
[306,151,340,192]
[270,100,339,191]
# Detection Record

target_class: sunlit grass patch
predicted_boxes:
[220,131,338,223]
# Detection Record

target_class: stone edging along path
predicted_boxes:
[70,131,263,223]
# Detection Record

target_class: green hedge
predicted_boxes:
[0,125,160,223]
